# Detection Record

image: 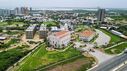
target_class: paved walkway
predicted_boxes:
[94,29,111,46]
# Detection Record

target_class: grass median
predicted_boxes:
[105,42,127,54]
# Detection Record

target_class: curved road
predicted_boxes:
[90,53,127,71]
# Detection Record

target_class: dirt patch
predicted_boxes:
[47,57,93,71]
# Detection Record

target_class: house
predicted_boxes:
[47,31,71,48]
[79,30,96,41]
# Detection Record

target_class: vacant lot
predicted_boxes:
[105,42,127,54]
[47,57,94,71]
[16,43,81,71]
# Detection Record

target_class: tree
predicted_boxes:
[7,19,13,25]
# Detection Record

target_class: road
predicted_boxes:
[116,64,127,71]
[90,53,127,71]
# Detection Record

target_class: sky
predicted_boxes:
[0,0,127,9]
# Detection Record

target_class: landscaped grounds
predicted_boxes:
[105,42,127,54]
[16,43,82,71]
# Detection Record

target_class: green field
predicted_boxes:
[111,16,127,21]
[43,21,59,27]
[0,45,29,71]
[0,22,8,26]
[16,43,81,71]
[105,42,127,54]
[0,22,24,27]
[99,29,124,43]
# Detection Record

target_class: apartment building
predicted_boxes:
[25,24,37,39]
[39,24,48,39]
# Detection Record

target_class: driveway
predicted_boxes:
[81,46,114,64]
[94,29,111,46]
[88,49,114,64]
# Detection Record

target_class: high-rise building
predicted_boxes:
[30,7,32,12]
[0,9,14,16]
[97,9,106,22]
[14,7,29,15]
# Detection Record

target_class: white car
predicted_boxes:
[124,48,127,53]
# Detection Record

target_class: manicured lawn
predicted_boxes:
[17,43,81,71]
[43,21,59,27]
[0,45,29,71]
[105,42,127,54]
[99,29,124,43]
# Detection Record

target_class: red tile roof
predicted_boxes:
[79,30,95,37]
[54,31,69,38]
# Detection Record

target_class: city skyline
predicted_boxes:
[0,0,127,9]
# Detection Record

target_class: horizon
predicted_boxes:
[0,0,127,9]
[1,7,127,10]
